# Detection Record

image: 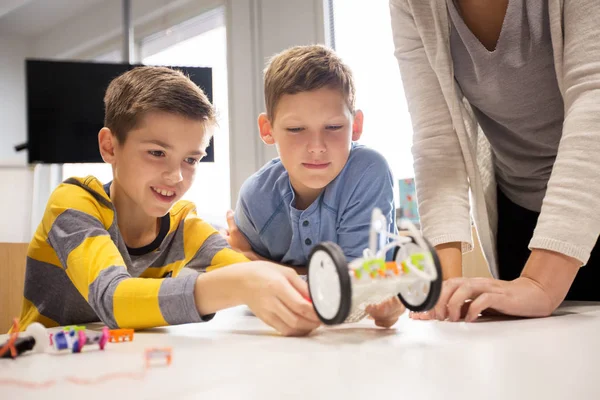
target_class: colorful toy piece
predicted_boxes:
[307,208,443,325]
[62,325,86,332]
[83,327,109,350]
[145,347,172,368]
[52,326,109,353]
[109,329,134,343]
[52,329,85,353]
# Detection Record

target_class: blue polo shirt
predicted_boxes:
[234,143,396,266]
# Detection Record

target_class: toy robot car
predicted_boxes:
[307,208,443,325]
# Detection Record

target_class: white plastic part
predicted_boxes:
[308,249,343,320]
[25,322,50,353]
[368,208,386,253]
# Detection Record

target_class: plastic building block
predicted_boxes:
[145,347,172,368]
[108,329,134,343]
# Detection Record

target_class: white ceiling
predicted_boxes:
[0,0,106,37]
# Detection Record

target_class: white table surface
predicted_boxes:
[2,301,600,400]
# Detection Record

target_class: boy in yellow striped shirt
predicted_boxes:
[17,66,319,336]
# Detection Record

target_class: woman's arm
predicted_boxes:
[389,0,471,275]
[415,2,600,322]
[408,2,600,322]
[436,242,463,279]
[389,0,472,251]
[530,0,600,264]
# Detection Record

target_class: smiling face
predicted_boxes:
[258,87,363,207]
[99,111,211,217]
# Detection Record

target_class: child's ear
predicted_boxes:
[258,113,275,145]
[351,110,364,141]
[98,127,118,164]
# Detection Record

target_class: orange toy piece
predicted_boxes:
[385,261,399,275]
[145,347,172,368]
[108,329,134,343]
[0,319,20,358]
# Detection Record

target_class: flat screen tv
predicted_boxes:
[25,59,213,164]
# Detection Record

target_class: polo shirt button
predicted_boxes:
[302,220,309,227]
[305,238,312,246]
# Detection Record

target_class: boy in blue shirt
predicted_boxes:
[224,45,405,328]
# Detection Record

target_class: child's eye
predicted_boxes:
[286,127,304,133]
[326,125,343,131]
[184,157,200,165]
[148,150,165,157]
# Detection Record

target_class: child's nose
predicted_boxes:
[163,165,183,184]
[307,132,326,153]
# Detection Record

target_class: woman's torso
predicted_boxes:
[449,0,564,212]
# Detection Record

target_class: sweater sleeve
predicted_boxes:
[389,0,472,248]
[182,210,251,271]
[530,0,600,264]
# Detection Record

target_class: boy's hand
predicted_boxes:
[365,296,406,328]
[221,210,254,254]
[409,309,437,320]
[239,262,321,336]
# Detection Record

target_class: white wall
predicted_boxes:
[0,35,29,165]
[0,167,34,242]
[226,0,326,204]
[0,35,34,242]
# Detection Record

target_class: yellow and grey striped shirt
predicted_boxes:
[17,176,248,331]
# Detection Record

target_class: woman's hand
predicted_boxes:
[432,276,552,322]
[427,249,581,322]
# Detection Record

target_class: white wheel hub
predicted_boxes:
[396,242,431,307]
[309,249,342,320]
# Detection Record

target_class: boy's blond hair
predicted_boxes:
[263,44,356,120]
[104,66,216,143]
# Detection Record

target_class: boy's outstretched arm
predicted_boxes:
[179,210,319,336]
[47,205,318,335]
[193,261,320,336]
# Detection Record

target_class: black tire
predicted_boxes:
[307,242,352,325]
[396,237,443,312]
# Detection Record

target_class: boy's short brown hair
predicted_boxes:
[104,66,216,143]
[263,44,356,120]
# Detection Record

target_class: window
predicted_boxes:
[331,0,414,204]
[141,8,229,226]
[63,7,230,227]
[94,49,121,63]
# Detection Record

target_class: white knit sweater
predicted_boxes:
[389,0,600,277]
